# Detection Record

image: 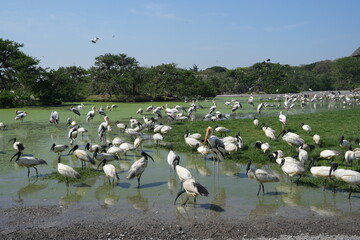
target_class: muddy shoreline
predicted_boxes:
[1,205,360,239]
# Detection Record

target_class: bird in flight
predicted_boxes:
[91,37,99,43]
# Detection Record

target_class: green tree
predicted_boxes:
[89,53,140,101]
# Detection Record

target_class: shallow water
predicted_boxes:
[1,95,360,222]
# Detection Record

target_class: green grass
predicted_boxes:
[155,108,360,191]
[42,168,103,183]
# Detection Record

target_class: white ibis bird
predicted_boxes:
[344,145,356,165]
[184,130,201,140]
[68,127,78,145]
[279,111,287,129]
[77,126,88,137]
[49,111,59,125]
[126,151,154,188]
[301,123,312,134]
[174,178,209,205]
[329,162,360,198]
[86,106,96,122]
[279,129,305,147]
[246,160,279,195]
[136,108,143,115]
[10,152,47,177]
[167,144,178,170]
[313,134,321,146]
[280,158,305,185]
[98,116,111,142]
[318,149,340,161]
[308,158,333,190]
[103,164,119,185]
[9,138,25,152]
[134,136,144,150]
[119,142,136,155]
[57,156,80,187]
[214,126,230,137]
[94,147,119,169]
[0,122,6,130]
[263,126,277,141]
[68,144,96,168]
[15,111,28,121]
[153,133,163,145]
[256,103,264,115]
[50,143,69,160]
[70,105,80,116]
[184,132,202,150]
[91,37,99,43]
[253,117,260,127]
[115,120,126,132]
[339,136,349,150]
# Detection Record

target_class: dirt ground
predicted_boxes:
[1,205,360,239]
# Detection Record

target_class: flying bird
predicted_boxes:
[91,37,99,43]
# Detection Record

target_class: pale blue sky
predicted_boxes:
[1,0,359,70]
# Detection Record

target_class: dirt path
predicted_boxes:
[1,205,360,239]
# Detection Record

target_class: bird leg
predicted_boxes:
[33,166,39,177]
[323,179,327,191]
[66,177,69,187]
[137,175,141,188]
[261,183,265,195]
[182,197,189,206]
[27,168,30,177]
[348,186,353,199]
[295,175,302,185]
[257,183,262,196]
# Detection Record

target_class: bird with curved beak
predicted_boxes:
[50,143,68,161]
[57,154,80,187]
[10,152,47,177]
[68,144,95,168]
[9,138,25,153]
[174,178,209,206]
[94,147,119,170]
[126,151,154,188]
[246,160,279,196]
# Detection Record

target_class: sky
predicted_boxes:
[1,0,359,71]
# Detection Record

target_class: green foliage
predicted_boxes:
[1,37,360,107]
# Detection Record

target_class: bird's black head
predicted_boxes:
[50,143,56,152]
[141,151,154,162]
[329,162,339,177]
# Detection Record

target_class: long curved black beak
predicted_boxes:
[97,159,106,170]
[50,143,55,152]
[174,189,186,205]
[172,156,180,169]
[8,138,16,143]
[68,145,78,154]
[10,152,21,162]
[143,152,154,162]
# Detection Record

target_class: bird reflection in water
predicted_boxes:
[95,182,120,208]
[276,183,304,207]
[59,181,93,208]
[13,179,48,204]
[126,189,149,211]
[168,177,177,195]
